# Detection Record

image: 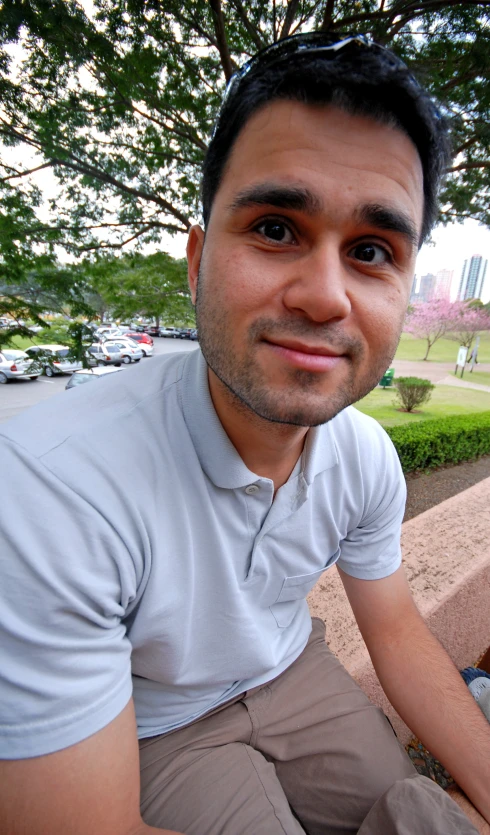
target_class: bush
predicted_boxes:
[386,412,490,473]
[393,376,435,412]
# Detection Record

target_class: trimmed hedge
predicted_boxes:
[385,412,490,473]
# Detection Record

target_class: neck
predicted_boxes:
[208,369,309,492]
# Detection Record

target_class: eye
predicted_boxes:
[349,242,390,265]
[255,219,296,244]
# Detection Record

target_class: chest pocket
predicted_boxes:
[270,549,341,628]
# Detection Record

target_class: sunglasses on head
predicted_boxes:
[214,32,431,134]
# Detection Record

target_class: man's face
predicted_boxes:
[188,101,423,426]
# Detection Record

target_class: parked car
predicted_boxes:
[159,326,181,338]
[86,343,123,367]
[145,325,161,338]
[102,339,144,364]
[65,366,122,390]
[24,344,83,377]
[122,332,154,356]
[181,328,196,340]
[95,326,122,340]
[189,329,198,341]
[0,349,42,384]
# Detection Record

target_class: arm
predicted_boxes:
[339,565,490,823]
[0,699,183,835]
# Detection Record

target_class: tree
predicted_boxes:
[0,180,93,350]
[2,0,490,262]
[85,252,192,326]
[445,301,490,352]
[404,299,454,360]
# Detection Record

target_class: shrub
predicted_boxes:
[386,412,490,473]
[393,376,435,412]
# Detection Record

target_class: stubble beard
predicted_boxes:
[195,271,399,428]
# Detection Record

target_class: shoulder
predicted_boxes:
[0,351,188,463]
[329,405,400,475]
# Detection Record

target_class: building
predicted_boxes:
[433,268,453,301]
[458,255,488,301]
[409,275,419,303]
[418,273,436,303]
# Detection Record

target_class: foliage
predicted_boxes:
[393,376,435,412]
[405,300,490,360]
[2,0,490,262]
[0,181,93,350]
[82,252,192,326]
[404,299,455,360]
[386,412,490,472]
[33,320,96,369]
[445,303,490,351]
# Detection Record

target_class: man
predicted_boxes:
[0,32,489,835]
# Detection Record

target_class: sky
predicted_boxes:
[415,219,490,303]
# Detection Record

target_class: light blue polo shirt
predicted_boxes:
[0,348,405,758]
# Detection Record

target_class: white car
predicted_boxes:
[95,326,122,339]
[99,339,144,364]
[24,344,83,377]
[0,349,42,384]
[65,366,123,390]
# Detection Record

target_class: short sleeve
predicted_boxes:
[337,426,406,581]
[0,437,134,759]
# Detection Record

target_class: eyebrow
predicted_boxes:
[227,185,420,250]
[356,204,420,252]
[227,183,324,216]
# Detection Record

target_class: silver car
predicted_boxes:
[25,344,83,377]
[0,349,42,384]
[102,339,144,364]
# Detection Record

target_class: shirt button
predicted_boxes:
[245,484,260,495]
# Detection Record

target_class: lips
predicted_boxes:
[263,338,344,372]
[265,338,342,357]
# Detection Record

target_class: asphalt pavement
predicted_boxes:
[0,337,198,425]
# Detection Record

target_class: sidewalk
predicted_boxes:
[393,359,490,385]
[437,375,490,394]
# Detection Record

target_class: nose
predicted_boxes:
[282,246,352,323]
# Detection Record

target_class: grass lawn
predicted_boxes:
[450,370,490,387]
[395,332,490,363]
[354,384,490,427]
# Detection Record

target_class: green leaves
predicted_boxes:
[1,0,490,268]
[386,412,490,472]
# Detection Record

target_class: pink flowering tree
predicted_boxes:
[445,302,490,352]
[404,300,455,361]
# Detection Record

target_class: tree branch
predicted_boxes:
[208,0,234,82]
[280,0,301,38]
[0,162,54,183]
[447,160,490,173]
[229,0,264,51]
[320,0,336,31]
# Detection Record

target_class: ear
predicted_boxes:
[186,225,205,305]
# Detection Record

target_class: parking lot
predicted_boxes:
[0,336,198,425]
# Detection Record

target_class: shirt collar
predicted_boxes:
[181,348,338,489]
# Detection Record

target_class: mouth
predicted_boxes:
[263,338,345,372]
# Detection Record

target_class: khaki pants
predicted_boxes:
[139,618,477,835]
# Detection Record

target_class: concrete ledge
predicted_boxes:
[308,476,490,830]
[308,475,490,742]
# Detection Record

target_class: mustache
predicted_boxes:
[248,317,364,358]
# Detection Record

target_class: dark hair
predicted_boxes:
[201,34,451,244]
